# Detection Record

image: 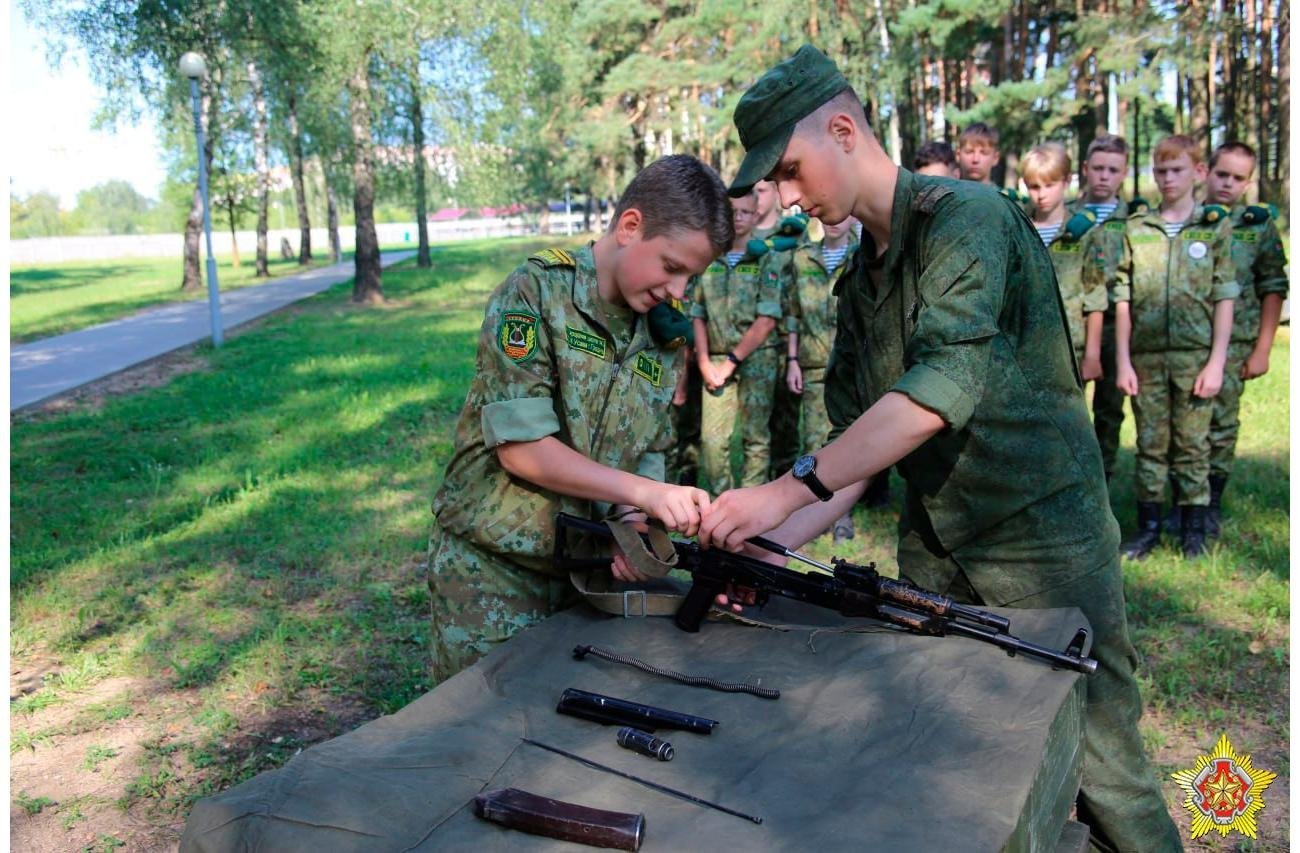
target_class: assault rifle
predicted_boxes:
[553,513,1097,675]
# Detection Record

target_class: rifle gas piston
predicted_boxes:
[553,512,1099,675]
[520,737,763,825]
[557,688,718,734]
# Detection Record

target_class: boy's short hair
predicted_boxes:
[613,154,734,255]
[1020,143,1071,184]
[1152,134,1203,166]
[914,140,957,171]
[1084,134,1129,161]
[958,122,999,150]
[1209,141,1258,170]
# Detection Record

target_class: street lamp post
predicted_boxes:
[179,51,223,347]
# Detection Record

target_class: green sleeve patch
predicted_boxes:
[633,351,663,386]
[565,326,608,360]
[498,310,540,362]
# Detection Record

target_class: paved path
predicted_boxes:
[11,251,416,411]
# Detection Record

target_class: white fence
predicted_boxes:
[10,211,601,264]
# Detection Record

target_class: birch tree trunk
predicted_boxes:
[288,94,312,264]
[249,60,270,277]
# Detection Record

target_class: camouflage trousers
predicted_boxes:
[768,344,801,478]
[1092,313,1126,481]
[1131,351,1213,506]
[667,362,702,486]
[426,523,579,684]
[798,366,832,454]
[898,518,1183,852]
[1209,342,1253,478]
[700,348,779,494]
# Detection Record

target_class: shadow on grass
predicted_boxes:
[10,264,145,295]
[9,244,554,816]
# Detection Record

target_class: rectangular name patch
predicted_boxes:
[736,264,760,276]
[1051,242,1083,254]
[1234,231,1259,244]
[1130,234,1164,245]
[1105,220,1127,232]
[633,352,663,386]
[1183,229,1216,242]
[566,326,607,360]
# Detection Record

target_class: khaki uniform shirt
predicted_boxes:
[784,236,858,369]
[690,250,783,354]
[432,245,680,574]
[1043,224,1110,355]
[1226,205,1289,346]
[1111,206,1239,354]
[825,170,1117,582]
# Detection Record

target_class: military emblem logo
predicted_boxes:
[1170,733,1276,840]
[499,311,539,362]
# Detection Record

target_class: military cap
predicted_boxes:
[729,44,848,197]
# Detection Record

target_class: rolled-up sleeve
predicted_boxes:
[896,235,1002,431]
[475,267,562,446]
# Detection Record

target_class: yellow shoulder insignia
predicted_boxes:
[528,248,576,269]
[914,183,955,214]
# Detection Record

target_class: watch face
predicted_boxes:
[793,455,814,478]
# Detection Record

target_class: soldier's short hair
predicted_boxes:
[1152,134,1203,166]
[958,122,999,151]
[613,154,735,255]
[1020,143,1071,184]
[914,141,957,171]
[1085,134,1129,162]
[1209,141,1257,170]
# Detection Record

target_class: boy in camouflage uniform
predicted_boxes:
[753,181,803,479]
[692,191,783,493]
[701,45,1182,853]
[783,215,858,541]
[1020,143,1109,377]
[1112,135,1237,560]
[956,122,999,186]
[666,277,702,486]
[427,155,733,682]
[1068,134,1134,481]
[1201,141,1289,536]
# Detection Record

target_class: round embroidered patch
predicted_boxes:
[1187,241,1208,260]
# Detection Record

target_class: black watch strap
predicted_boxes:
[793,455,834,502]
[725,351,743,366]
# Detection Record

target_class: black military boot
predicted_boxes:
[1180,505,1209,558]
[1120,501,1162,560]
[1206,474,1228,539]
[1161,482,1182,535]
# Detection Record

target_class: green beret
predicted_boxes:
[729,45,848,197]
[1201,204,1229,224]
[646,302,693,349]
[1242,204,1273,225]
[1062,210,1097,241]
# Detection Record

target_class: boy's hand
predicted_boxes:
[699,481,799,552]
[1115,362,1138,396]
[643,484,711,537]
[715,360,737,385]
[1194,362,1224,398]
[786,361,804,393]
[1242,348,1271,380]
[1079,354,1102,382]
[672,384,688,406]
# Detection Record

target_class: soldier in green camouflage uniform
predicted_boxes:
[691,231,783,493]
[703,46,1183,853]
[428,155,731,682]
[756,202,803,479]
[1202,143,1289,537]
[1112,157,1238,559]
[666,282,703,486]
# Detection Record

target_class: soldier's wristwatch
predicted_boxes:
[792,454,833,502]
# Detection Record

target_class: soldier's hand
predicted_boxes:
[1079,354,1102,382]
[699,482,792,552]
[1115,363,1138,396]
[786,361,804,393]
[1193,363,1224,398]
[610,547,651,582]
[1242,349,1270,380]
[672,384,688,406]
[643,484,711,537]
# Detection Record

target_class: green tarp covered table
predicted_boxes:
[180,600,1089,852]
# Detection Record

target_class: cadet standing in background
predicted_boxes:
[955,123,1000,186]
[1112,135,1237,560]
[700,45,1183,853]
[914,140,960,178]
[783,215,859,542]
[667,275,703,487]
[1069,134,1134,483]
[753,180,804,479]
[427,155,731,682]
[1200,141,1289,537]
[1020,143,1108,377]
[692,190,783,493]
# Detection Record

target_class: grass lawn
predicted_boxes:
[9,239,425,345]
[9,236,1290,850]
